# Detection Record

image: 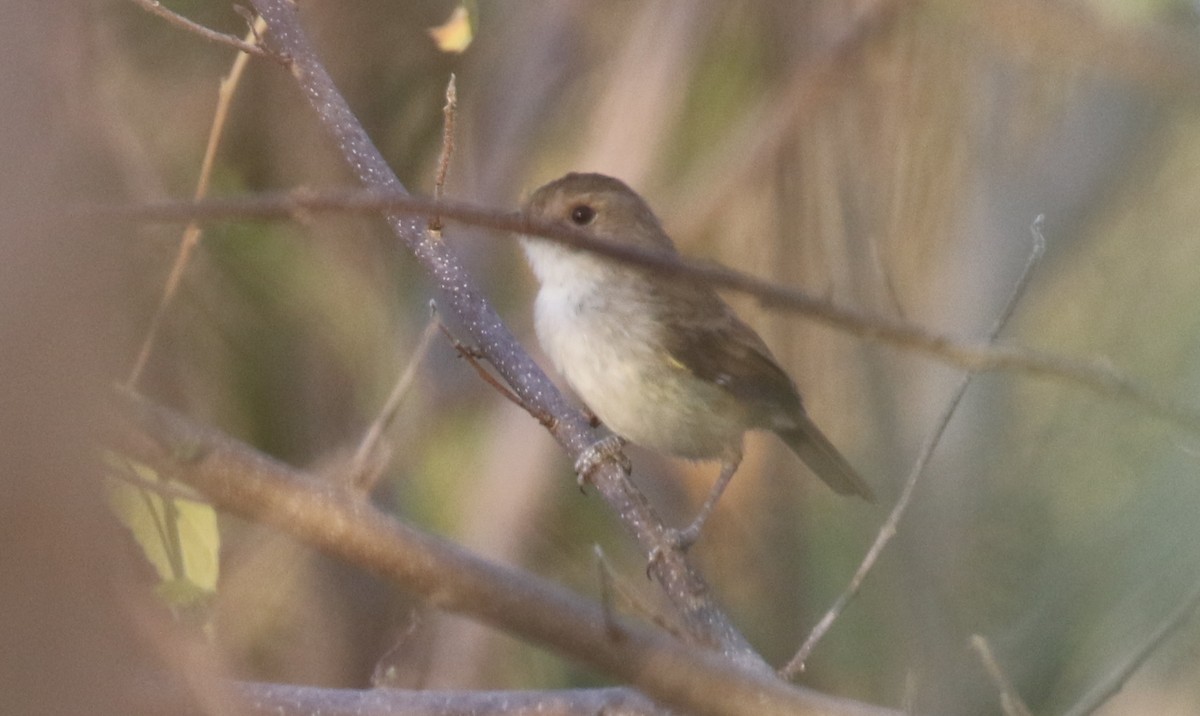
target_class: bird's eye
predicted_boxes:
[570,204,596,225]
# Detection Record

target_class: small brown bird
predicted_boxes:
[521,173,872,546]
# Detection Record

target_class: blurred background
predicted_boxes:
[19,0,1200,713]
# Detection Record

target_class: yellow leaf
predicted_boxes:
[428,5,473,54]
[105,456,220,602]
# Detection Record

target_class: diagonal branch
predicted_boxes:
[112,389,900,716]
[244,0,760,666]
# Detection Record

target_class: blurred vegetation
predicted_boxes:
[79,0,1200,713]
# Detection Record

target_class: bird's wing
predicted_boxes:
[657,291,804,421]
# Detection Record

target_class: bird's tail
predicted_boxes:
[777,416,874,502]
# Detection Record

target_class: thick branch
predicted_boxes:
[230,683,664,716]
[113,390,898,716]
[244,0,758,664]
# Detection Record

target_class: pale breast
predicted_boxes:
[533,283,747,460]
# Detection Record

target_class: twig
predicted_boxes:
[429,73,457,233]
[1061,574,1200,716]
[113,389,901,716]
[594,545,624,641]
[86,189,1200,440]
[128,0,269,58]
[126,14,268,386]
[970,635,1034,716]
[594,544,689,640]
[434,319,554,428]
[782,217,1047,677]
[343,314,440,492]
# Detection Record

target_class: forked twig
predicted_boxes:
[128,0,269,57]
[434,319,555,429]
[782,216,1047,677]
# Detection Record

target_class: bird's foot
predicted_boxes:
[573,434,629,487]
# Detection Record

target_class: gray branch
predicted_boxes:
[245,0,761,665]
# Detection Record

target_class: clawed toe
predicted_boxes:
[573,435,629,484]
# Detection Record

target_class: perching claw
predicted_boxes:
[573,434,629,487]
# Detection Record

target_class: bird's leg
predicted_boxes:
[668,447,743,550]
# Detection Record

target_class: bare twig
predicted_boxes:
[343,315,440,492]
[594,545,623,641]
[87,189,1200,440]
[434,318,553,427]
[1061,575,1200,716]
[114,389,901,716]
[126,14,268,386]
[782,217,1046,677]
[970,635,1034,716]
[594,544,688,640]
[239,0,763,666]
[128,0,268,58]
[429,73,457,233]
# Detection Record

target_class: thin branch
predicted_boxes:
[970,635,1034,716]
[343,315,440,492]
[782,217,1046,677]
[429,73,457,233]
[90,189,1200,440]
[594,544,689,640]
[595,545,622,641]
[126,14,268,386]
[240,0,763,667]
[1062,574,1200,716]
[112,389,901,716]
[434,317,553,427]
[128,0,269,58]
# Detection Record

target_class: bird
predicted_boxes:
[520,172,872,546]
